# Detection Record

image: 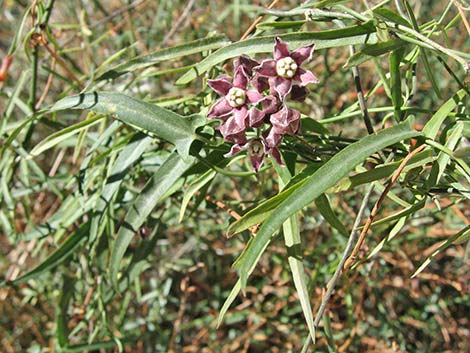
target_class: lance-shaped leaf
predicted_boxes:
[97,35,230,81]
[2,223,89,287]
[233,119,420,289]
[51,92,200,160]
[176,22,377,85]
[109,152,194,289]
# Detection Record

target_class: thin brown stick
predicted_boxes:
[344,144,426,269]
[161,0,196,46]
[204,194,259,235]
[42,42,83,87]
[35,57,56,109]
[454,0,470,35]
[240,0,281,41]
[168,277,189,353]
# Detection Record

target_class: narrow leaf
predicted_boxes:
[412,224,470,277]
[176,22,377,84]
[3,223,88,286]
[29,114,104,157]
[277,165,315,342]
[345,39,406,68]
[234,119,420,288]
[51,92,199,160]
[97,35,230,80]
[423,89,467,140]
[179,169,216,222]
[90,134,153,242]
[315,194,349,237]
[109,152,194,288]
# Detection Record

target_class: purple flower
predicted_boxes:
[270,105,300,135]
[225,137,283,173]
[207,67,264,142]
[207,67,263,118]
[248,94,280,128]
[254,37,319,98]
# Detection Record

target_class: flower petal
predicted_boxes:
[261,94,280,114]
[247,139,266,173]
[234,55,259,76]
[293,68,319,86]
[233,105,249,127]
[274,37,290,60]
[246,90,264,104]
[273,76,293,98]
[290,85,308,102]
[219,116,247,144]
[270,106,300,135]
[233,66,248,89]
[264,128,283,148]
[291,44,315,65]
[249,108,265,128]
[207,98,233,118]
[208,76,233,95]
[254,59,276,77]
[251,73,270,92]
[268,146,284,166]
[224,142,248,158]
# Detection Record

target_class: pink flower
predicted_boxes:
[207,67,264,120]
[254,37,319,98]
[270,105,300,135]
[207,66,264,143]
[225,137,283,173]
[248,94,280,128]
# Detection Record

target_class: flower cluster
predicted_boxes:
[207,38,319,172]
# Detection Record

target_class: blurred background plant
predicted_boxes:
[1,0,470,352]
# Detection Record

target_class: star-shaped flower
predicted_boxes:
[225,137,283,173]
[207,66,264,144]
[254,37,319,99]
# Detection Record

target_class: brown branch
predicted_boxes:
[344,144,427,269]
[240,0,281,41]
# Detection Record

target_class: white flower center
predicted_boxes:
[276,56,298,78]
[249,140,264,157]
[226,87,246,108]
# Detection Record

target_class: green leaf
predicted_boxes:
[3,223,88,286]
[373,8,412,27]
[226,178,307,237]
[109,152,194,289]
[51,92,200,160]
[56,275,75,348]
[217,279,242,328]
[428,122,464,187]
[90,134,153,242]
[233,119,420,289]
[276,164,315,342]
[344,39,406,68]
[347,149,433,188]
[423,89,467,140]
[412,224,470,278]
[315,194,349,237]
[179,169,216,222]
[389,47,405,121]
[176,22,377,85]
[97,35,230,80]
[256,20,306,30]
[20,193,97,241]
[29,114,104,157]
[228,147,431,237]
